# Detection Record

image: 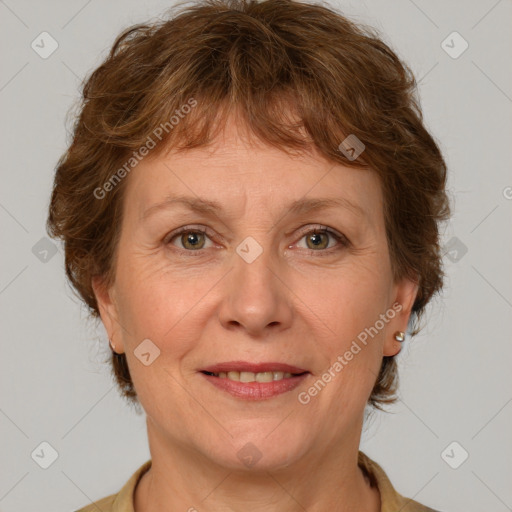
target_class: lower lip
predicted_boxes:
[200,372,309,400]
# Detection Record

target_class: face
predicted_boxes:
[94,117,417,471]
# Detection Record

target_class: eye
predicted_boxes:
[294,225,349,254]
[164,224,349,255]
[164,226,214,251]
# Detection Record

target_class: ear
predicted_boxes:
[383,276,419,357]
[92,276,125,354]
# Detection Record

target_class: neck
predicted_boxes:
[135,417,380,512]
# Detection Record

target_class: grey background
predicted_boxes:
[1,0,511,511]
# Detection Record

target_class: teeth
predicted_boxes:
[214,371,293,382]
[256,372,274,382]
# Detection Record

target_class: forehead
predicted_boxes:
[123,118,383,223]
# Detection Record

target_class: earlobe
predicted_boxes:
[92,276,124,353]
[382,276,419,357]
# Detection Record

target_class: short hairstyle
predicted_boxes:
[47,0,450,409]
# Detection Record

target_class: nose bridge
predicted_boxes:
[217,234,292,335]
[235,235,275,290]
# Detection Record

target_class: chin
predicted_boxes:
[202,423,310,472]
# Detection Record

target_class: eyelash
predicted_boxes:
[164,225,350,257]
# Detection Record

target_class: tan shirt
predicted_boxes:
[75,451,439,511]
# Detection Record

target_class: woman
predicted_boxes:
[47,0,450,510]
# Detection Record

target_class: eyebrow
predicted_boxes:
[141,194,366,221]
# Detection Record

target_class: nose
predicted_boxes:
[217,241,293,338]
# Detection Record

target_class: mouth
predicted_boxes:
[199,362,310,400]
[201,370,308,382]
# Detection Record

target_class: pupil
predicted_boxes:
[188,233,198,245]
[311,233,322,246]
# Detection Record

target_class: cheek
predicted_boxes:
[299,256,392,397]
[115,253,201,337]
[113,257,222,395]
[308,256,392,340]
[113,268,199,411]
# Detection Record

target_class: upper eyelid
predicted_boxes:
[164,225,215,243]
[165,224,348,247]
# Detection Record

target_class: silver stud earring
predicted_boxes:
[394,331,405,342]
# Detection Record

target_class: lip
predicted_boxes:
[199,361,310,401]
[200,361,308,374]
[200,372,309,400]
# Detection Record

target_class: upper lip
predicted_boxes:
[200,361,309,374]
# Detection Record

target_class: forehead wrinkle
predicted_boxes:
[140,194,367,224]
[140,195,223,222]
[286,197,366,218]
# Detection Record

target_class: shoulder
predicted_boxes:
[73,459,152,512]
[358,451,443,512]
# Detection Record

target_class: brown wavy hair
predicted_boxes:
[47,0,450,410]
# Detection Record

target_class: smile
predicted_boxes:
[202,370,304,381]
[199,362,309,400]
